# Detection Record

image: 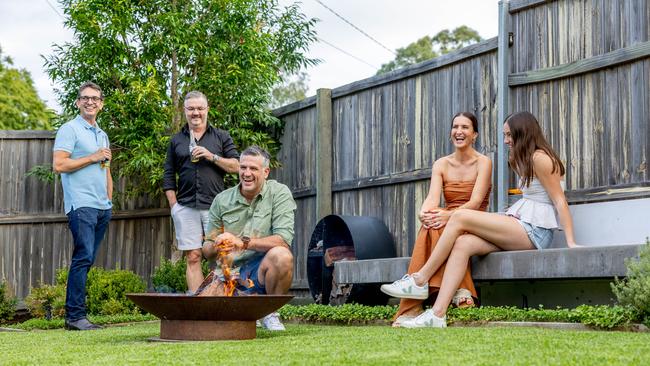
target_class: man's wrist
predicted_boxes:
[212,154,222,163]
[240,236,250,250]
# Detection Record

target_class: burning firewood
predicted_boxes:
[194,228,254,296]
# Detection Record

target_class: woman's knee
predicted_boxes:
[449,209,472,228]
[453,234,478,255]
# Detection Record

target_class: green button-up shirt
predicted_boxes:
[205,179,297,268]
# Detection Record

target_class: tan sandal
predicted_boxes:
[451,288,475,308]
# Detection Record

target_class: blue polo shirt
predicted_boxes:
[53,115,112,214]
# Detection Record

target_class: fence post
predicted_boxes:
[316,88,333,220]
[497,0,511,212]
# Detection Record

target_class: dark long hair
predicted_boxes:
[505,112,565,187]
[451,112,478,134]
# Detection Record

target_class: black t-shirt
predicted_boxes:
[162,124,239,209]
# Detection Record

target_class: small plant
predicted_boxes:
[24,283,66,319]
[151,257,210,293]
[25,164,56,184]
[0,280,18,322]
[612,239,650,324]
[85,267,146,315]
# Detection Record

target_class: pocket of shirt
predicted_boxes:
[223,215,240,225]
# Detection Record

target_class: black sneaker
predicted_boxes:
[64,318,103,331]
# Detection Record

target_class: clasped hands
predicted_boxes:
[419,208,451,230]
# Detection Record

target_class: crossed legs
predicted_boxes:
[412,209,535,317]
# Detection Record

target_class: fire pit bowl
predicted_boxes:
[126,293,293,341]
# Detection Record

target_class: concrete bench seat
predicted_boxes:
[333,244,644,307]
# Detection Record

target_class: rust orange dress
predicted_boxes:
[394,180,491,319]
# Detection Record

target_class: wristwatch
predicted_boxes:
[241,236,250,250]
[212,154,221,163]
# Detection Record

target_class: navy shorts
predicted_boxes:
[237,255,266,294]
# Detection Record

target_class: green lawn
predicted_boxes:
[1,322,649,365]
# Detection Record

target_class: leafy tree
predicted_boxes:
[0,46,54,130]
[269,71,309,109]
[377,26,482,75]
[45,0,318,198]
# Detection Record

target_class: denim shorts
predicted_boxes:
[237,254,266,295]
[516,220,554,250]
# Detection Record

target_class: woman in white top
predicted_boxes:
[381,111,578,328]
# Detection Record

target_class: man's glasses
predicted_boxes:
[185,106,207,112]
[78,96,102,103]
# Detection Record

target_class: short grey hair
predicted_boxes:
[77,81,103,99]
[241,145,271,168]
[184,90,208,104]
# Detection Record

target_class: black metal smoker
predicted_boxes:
[306,215,396,305]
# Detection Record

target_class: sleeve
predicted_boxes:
[162,136,177,192]
[220,131,240,159]
[271,184,297,246]
[204,195,224,244]
[53,124,76,153]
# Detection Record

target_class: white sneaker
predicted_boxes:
[380,275,428,299]
[401,309,447,328]
[260,312,285,331]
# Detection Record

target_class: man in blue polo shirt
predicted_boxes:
[53,81,113,331]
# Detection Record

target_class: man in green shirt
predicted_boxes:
[202,145,296,331]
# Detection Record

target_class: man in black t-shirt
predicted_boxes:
[162,90,240,293]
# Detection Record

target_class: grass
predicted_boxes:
[1,322,650,365]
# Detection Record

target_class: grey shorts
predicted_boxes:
[516,220,554,250]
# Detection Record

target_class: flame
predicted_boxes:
[196,226,253,297]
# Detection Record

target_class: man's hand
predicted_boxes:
[214,232,246,252]
[191,146,213,161]
[90,148,111,163]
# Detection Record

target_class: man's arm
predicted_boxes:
[106,167,113,201]
[53,149,108,173]
[162,138,178,207]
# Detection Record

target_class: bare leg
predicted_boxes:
[186,249,204,293]
[258,246,294,295]
[413,209,534,286]
[430,234,500,317]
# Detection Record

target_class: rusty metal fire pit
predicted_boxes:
[126,293,293,341]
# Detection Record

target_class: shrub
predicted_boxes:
[151,257,210,293]
[0,280,18,322]
[24,283,66,319]
[85,268,146,315]
[29,267,146,318]
[612,240,650,324]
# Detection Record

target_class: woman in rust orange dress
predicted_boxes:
[384,111,492,327]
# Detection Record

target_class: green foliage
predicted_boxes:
[10,313,157,331]
[278,304,640,330]
[0,280,17,322]
[85,267,146,315]
[151,257,210,293]
[0,46,55,130]
[45,0,318,198]
[269,71,309,109]
[27,267,145,318]
[377,25,482,74]
[25,164,57,184]
[279,303,396,324]
[612,240,650,324]
[24,283,66,319]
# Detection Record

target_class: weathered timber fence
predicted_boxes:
[272,0,650,290]
[0,131,173,299]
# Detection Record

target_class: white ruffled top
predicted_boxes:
[506,178,565,229]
